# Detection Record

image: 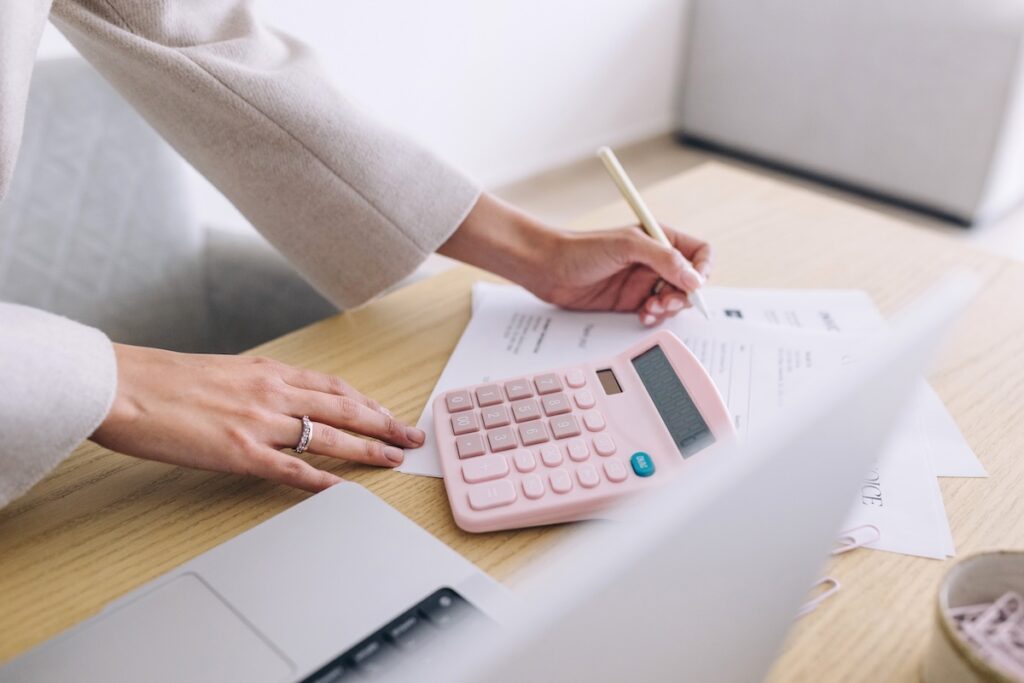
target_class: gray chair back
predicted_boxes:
[0,58,208,350]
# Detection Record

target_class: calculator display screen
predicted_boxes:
[631,345,715,458]
[596,368,623,395]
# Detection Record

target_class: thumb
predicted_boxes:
[625,233,705,292]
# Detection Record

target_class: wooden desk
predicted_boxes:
[3,163,1023,680]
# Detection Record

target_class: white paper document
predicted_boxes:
[402,283,980,558]
[700,287,984,478]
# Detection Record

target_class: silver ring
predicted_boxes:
[294,415,313,454]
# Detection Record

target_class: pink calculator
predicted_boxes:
[433,330,736,533]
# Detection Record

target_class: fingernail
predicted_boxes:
[385,447,405,464]
[406,426,425,445]
[649,301,664,314]
[686,267,706,286]
[667,298,684,312]
[642,314,657,326]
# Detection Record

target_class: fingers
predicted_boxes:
[242,359,413,475]
[659,286,691,314]
[638,286,691,326]
[619,224,709,325]
[278,366,394,417]
[286,388,425,448]
[272,415,405,467]
[308,422,406,466]
[663,226,713,279]
[251,447,344,492]
[689,242,713,279]
[623,229,705,294]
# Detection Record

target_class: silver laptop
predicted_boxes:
[0,482,511,682]
[0,272,974,682]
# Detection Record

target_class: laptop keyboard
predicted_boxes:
[300,587,484,682]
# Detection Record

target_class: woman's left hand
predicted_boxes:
[439,193,712,325]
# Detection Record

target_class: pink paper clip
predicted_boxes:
[798,577,841,618]
[949,591,1024,678]
[833,524,880,555]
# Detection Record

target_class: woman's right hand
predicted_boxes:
[91,343,425,492]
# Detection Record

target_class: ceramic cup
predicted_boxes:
[922,551,1024,683]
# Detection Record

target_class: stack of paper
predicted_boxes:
[401,284,985,559]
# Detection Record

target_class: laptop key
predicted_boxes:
[385,611,438,652]
[299,588,486,683]
[305,663,357,683]
[419,588,473,629]
[350,634,397,677]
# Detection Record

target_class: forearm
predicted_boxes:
[52,0,479,309]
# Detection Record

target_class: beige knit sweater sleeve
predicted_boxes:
[0,0,480,507]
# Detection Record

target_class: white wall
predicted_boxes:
[37,1,688,229]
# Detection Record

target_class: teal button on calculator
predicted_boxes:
[630,452,655,477]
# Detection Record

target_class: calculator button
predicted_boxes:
[577,464,600,488]
[522,475,545,499]
[481,405,511,429]
[533,373,563,395]
[450,412,479,435]
[566,368,586,388]
[630,451,656,477]
[445,390,473,413]
[550,414,582,440]
[467,480,517,510]
[462,454,510,483]
[504,379,534,401]
[541,392,571,416]
[455,433,486,459]
[487,426,517,452]
[518,420,549,446]
[582,410,606,432]
[512,448,537,472]
[604,458,628,482]
[593,434,617,456]
[573,389,596,409]
[549,469,573,494]
[539,444,563,467]
[474,384,503,407]
[566,438,590,462]
[511,398,541,423]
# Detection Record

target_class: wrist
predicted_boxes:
[93,343,143,439]
[439,193,563,292]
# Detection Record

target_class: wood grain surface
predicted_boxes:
[2,163,1022,681]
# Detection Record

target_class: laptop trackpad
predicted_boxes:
[9,573,293,683]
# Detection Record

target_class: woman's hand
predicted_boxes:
[440,193,712,325]
[530,225,711,325]
[92,344,424,492]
